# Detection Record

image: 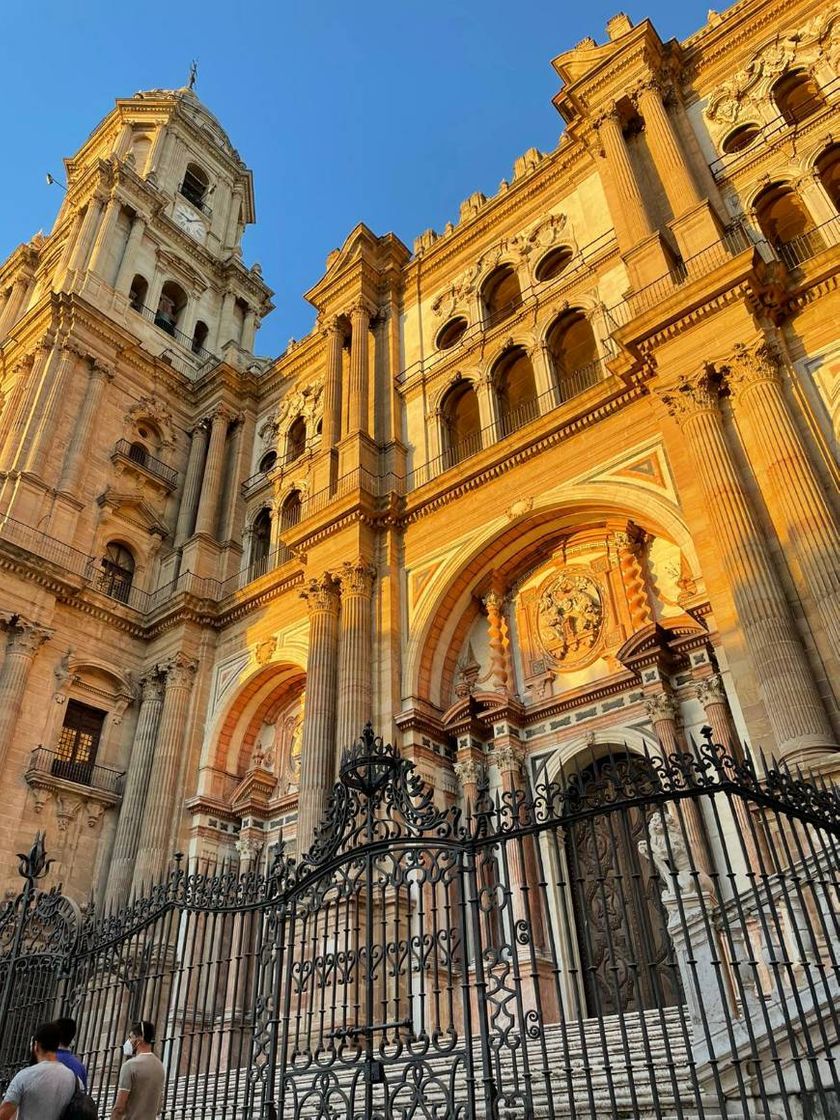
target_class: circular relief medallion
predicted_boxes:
[536,568,604,669]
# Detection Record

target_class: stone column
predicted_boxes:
[594,106,654,251]
[658,372,835,762]
[174,421,210,547]
[613,522,654,631]
[106,669,166,904]
[19,344,81,475]
[644,690,683,755]
[321,318,344,449]
[87,196,123,278]
[193,407,232,538]
[723,341,840,654]
[0,278,28,337]
[495,742,547,949]
[67,193,106,274]
[336,558,376,752]
[0,618,51,772]
[482,589,511,694]
[216,291,237,350]
[58,360,114,493]
[347,303,371,435]
[635,80,702,217]
[131,654,198,891]
[297,573,341,851]
[694,673,734,753]
[645,689,713,877]
[241,306,257,352]
[0,352,37,467]
[114,213,147,295]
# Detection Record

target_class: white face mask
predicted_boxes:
[122,1039,134,1058]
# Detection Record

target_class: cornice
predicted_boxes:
[403,141,592,281]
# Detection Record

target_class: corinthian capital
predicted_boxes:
[300,572,340,614]
[139,667,166,704]
[336,558,376,597]
[3,617,53,657]
[657,369,720,424]
[695,673,727,707]
[644,691,678,723]
[494,744,525,775]
[161,652,199,690]
[723,340,783,397]
[454,758,484,787]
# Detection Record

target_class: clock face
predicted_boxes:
[173,202,207,245]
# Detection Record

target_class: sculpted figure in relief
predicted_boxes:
[537,572,603,663]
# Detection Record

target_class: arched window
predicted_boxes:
[493,347,538,437]
[816,145,840,212]
[128,442,148,467]
[754,183,822,265]
[180,163,210,210]
[250,508,272,577]
[535,246,574,283]
[441,381,481,467]
[259,449,277,474]
[128,275,148,312]
[772,71,823,127]
[481,265,522,327]
[546,310,601,400]
[155,281,187,336]
[279,489,302,531]
[721,123,761,155]
[100,542,135,604]
[285,417,307,464]
[436,317,468,350]
[192,320,209,355]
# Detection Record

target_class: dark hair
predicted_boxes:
[33,1022,62,1054]
[130,1020,155,1045]
[54,1018,76,1047]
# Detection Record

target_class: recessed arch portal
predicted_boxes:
[405,491,697,710]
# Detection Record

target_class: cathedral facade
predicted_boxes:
[0,0,837,913]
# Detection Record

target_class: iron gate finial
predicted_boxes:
[339,724,400,797]
[16,832,52,884]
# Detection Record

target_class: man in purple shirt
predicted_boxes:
[54,1018,88,1090]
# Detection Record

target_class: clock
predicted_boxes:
[173,201,207,245]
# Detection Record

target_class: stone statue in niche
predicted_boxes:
[284,715,302,793]
[251,721,276,772]
[537,571,603,664]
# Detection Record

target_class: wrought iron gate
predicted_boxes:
[1,727,839,1120]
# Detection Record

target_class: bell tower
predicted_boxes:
[34,84,274,365]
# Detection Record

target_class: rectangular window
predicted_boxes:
[52,700,106,786]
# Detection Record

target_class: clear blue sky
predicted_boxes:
[1,0,714,356]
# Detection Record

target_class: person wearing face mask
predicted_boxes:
[0,1021,76,1120]
[110,1022,165,1120]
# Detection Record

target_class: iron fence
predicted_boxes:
[0,728,838,1120]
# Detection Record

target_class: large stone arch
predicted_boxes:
[404,486,697,710]
[200,660,306,782]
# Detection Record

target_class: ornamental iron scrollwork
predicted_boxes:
[0,729,839,1119]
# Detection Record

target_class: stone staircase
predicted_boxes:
[169,1005,709,1119]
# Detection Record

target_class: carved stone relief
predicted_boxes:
[536,568,604,667]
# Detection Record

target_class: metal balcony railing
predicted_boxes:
[112,439,178,488]
[26,747,125,797]
[709,75,840,180]
[129,300,215,363]
[775,214,840,269]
